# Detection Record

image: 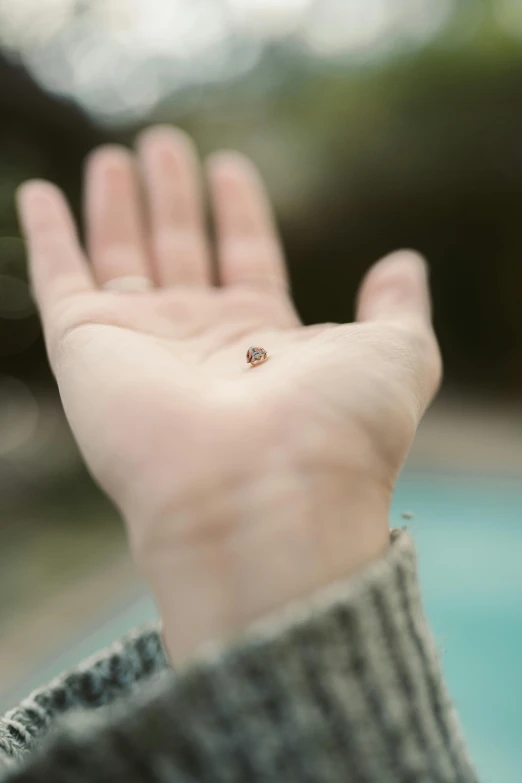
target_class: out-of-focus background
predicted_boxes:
[0,0,521,778]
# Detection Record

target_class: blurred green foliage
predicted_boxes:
[2,3,522,399]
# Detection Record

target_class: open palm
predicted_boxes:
[17,127,441,592]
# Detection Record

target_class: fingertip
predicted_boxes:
[84,145,135,180]
[207,149,245,167]
[15,180,72,239]
[356,248,432,324]
[136,125,201,187]
[136,126,201,180]
[137,124,195,152]
[16,179,62,208]
[206,152,267,212]
[370,249,429,278]
[206,150,260,181]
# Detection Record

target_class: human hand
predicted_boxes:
[17,127,441,664]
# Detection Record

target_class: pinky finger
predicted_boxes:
[16,180,94,315]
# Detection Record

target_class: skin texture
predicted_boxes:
[16,126,442,665]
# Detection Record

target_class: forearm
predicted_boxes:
[132,469,391,667]
[1,530,478,783]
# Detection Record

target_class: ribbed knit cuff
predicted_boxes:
[0,626,166,770]
[4,530,478,783]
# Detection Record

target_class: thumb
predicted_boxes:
[356,249,442,411]
[356,249,432,327]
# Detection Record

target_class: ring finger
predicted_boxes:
[84,145,152,290]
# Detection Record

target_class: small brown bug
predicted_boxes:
[246,346,268,366]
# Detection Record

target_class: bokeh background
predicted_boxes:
[0,1,521,779]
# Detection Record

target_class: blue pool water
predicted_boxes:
[3,472,522,780]
[392,474,522,782]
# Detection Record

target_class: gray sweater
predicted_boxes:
[0,530,478,782]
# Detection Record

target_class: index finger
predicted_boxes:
[206,152,289,291]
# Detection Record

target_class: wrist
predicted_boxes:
[132,472,391,666]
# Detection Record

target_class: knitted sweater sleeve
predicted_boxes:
[0,529,479,782]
